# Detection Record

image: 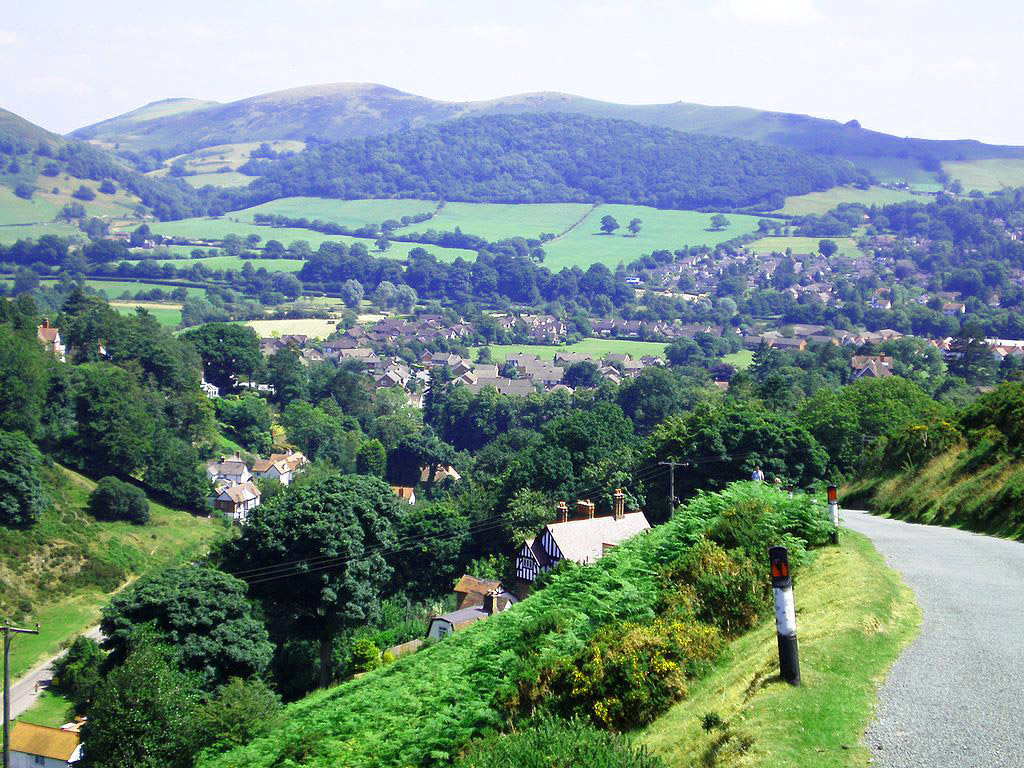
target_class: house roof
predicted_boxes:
[10,722,80,761]
[544,512,651,565]
[454,574,502,597]
[37,326,59,343]
[222,482,260,503]
[252,458,288,473]
[430,606,489,628]
[391,485,415,500]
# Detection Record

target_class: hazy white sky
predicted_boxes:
[2,0,1020,143]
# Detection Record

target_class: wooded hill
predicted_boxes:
[71,83,1024,175]
[227,113,867,210]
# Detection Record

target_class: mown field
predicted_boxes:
[943,158,1024,193]
[245,318,342,337]
[2,464,225,679]
[394,201,593,241]
[778,185,922,215]
[748,235,859,258]
[541,204,763,270]
[110,303,182,327]
[238,197,437,228]
[722,348,754,369]
[123,255,306,273]
[183,171,258,188]
[475,338,668,362]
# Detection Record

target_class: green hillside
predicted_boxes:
[1,462,225,678]
[69,84,1024,180]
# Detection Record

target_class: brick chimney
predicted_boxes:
[586,500,595,519]
[613,488,625,520]
[556,501,569,523]
[41,318,49,328]
[483,590,497,615]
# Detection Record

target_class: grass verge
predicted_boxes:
[16,690,73,728]
[641,531,918,768]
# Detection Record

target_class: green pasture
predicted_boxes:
[855,156,944,192]
[237,197,437,228]
[0,222,82,243]
[139,217,476,262]
[0,186,62,224]
[123,255,306,273]
[722,348,753,369]
[943,158,1024,192]
[111,303,182,327]
[474,338,667,362]
[541,204,763,270]
[183,171,258,188]
[245,318,341,338]
[395,202,593,242]
[778,185,922,215]
[747,235,859,257]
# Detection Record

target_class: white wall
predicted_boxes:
[12,750,69,768]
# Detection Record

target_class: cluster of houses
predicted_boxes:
[206,450,307,522]
[741,324,907,352]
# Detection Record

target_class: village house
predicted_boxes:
[210,481,261,523]
[9,722,82,767]
[206,453,252,486]
[514,490,650,596]
[426,583,518,640]
[391,485,416,505]
[420,464,462,485]
[851,354,894,379]
[36,319,66,362]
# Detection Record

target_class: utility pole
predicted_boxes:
[3,621,39,768]
[659,461,685,516]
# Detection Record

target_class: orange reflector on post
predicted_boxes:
[827,484,838,503]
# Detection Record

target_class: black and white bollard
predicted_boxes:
[827,484,839,545]
[769,545,800,686]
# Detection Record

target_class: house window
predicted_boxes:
[35,756,46,766]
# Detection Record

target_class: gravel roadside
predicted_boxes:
[842,510,1024,768]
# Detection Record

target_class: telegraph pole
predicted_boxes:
[3,621,39,768]
[659,461,685,516]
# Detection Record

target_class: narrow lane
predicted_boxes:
[843,510,1024,767]
[9,626,102,720]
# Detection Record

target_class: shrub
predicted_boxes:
[349,636,381,673]
[87,476,150,524]
[453,717,663,768]
[72,184,96,201]
[52,636,105,713]
[880,419,964,473]
[665,540,765,636]
[0,429,46,528]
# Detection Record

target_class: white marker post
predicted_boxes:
[769,545,800,686]
[827,484,839,545]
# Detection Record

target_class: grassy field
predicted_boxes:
[475,338,668,362]
[394,202,593,242]
[778,185,922,215]
[152,140,305,176]
[16,690,73,728]
[184,171,258,188]
[3,465,226,679]
[855,156,945,192]
[748,235,859,258]
[642,531,919,767]
[722,348,754,370]
[111,303,182,327]
[138,217,477,262]
[238,197,437,228]
[0,222,82,243]
[245,318,342,338]
[943,158,1024,193]
[542,204,763,270]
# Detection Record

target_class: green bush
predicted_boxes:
[666,540,765,636]
[53,635,105,713]
[453,717,663,768]
[87,476,150,525]
[880,419,963,472]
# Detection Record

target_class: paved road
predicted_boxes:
[843,510,1024,768]
[8,626,102,720]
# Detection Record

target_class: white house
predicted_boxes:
[36,319,66,363]
[10,722,82,767]
[210,481,261,523]
[251,456,293,485]
[515,490,650,595]
[206,453,252,486]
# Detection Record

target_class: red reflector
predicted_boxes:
[827,485,837,503]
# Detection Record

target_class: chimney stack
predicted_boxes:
[575,499,588,519]
[42,318,49,328]
[586,500,595,519]
[483,590,497,615]
[556,501,569,523]
[613,488,625,520]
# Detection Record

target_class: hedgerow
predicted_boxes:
[199,482,829,768]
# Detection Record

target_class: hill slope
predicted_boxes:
[233,112,866,210]
[71,83,1024,172]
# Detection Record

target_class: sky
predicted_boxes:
[2,0,1022,144]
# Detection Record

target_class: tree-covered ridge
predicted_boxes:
[236,113,868,210]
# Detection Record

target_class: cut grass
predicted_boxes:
[16,690,73,728]
[722,349,754,370]
[942,158,1024,193]
[473,338,668,362]
[778,186,922,216]
[747,236,859,258]
[542,204,763,270]
[641,531,919,768]
[238,197,437,229]
[111,303,182,327]
[393,202,592,242]
[122,255,307,272]
[244,318,342,338]
[183,171,258,188]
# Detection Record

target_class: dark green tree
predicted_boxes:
[948,320,997,385]
[600,215,620,234]
[627,218,642,236]
[182,323,262,392]
[709,213,730,231]
[267,347,308,406]
[818,239,839,257]
[87,476,150,524]
[198,677,282,753]
[356,437,387,478]
[393,501,469,596]
[100,566,273,690]
[618,366,683,434]
[225,474,402,688]
[0,429,46,528]
[52,636,104,713]
[72,363,155,476]
[563,361,603,389]
[0,322,49,437]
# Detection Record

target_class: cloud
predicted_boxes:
[0,29,19,45]
[715,0,822,26]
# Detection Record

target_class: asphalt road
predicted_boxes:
[843,510,1024,768]
[9,626,102,720]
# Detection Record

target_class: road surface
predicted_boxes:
[843,510,1024,767]
[8,626,102,720]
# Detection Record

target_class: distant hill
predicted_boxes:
[232,112,867,210]
[0,107,202,219]
[71,83,1024,178]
